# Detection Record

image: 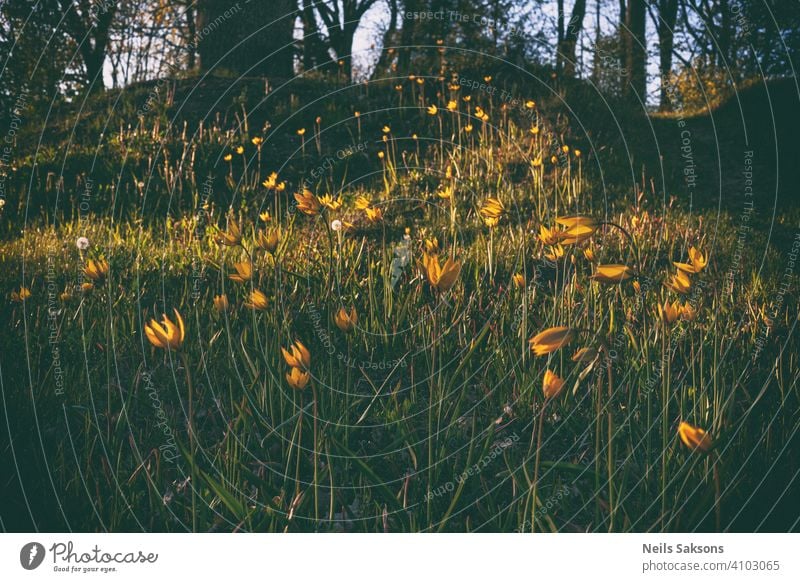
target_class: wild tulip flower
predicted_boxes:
[10,287,31,302]
[144,309,185,350]
[286,366,310,390]
[213,294,229,313]
[529,326,575,356]
[294,189,322,216]
[674,246,707,274]
[365,207,384,223]
[334,307,358,333]
[245,289,269,310]
[658,299,682,325]
[84,259,109,282]
[591,264,634,284]
[228,262,252,283]
[422,253,461,293]
[665,270,692,294]
[282,340,311,371]
[215,219,242,246]
[256,229,280,253]
[318,194,342,211]
[427,104,438,115]
[542,370,565,399]
[678,421,713,453]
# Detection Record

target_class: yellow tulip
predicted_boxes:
[84,258,109,282]
[591,264,634,284]
[555,215,598,230]
[658,299,682,325]
[529,326,575,356]
[235,145,244,155]
[213,294,229,313]
[318,194,342,211]
[446,100,457,111]
[674,246,707,274]
[256,229,280,253]
[542,369,565,399]
[10,286,31,302]
[354,195,372,210]
[215,219,242,246]
[282,340,311,370]
[665,270,692,294]
[424,237,440,254]
[422,253,461,293]
[251,136,263,146]
[479,197,505,220]
[223,153,232,162]
[427,104,438,115]
[296,128,306,136]
[544,244,564,262]
[245,289,269,310]
[144,309,185,350]
[677,421,713,453]
[558,224,596,245]
[681,302,698,321]
[294,189,322,216]
[228,262,252,283]
[334,306,358,332]
[365,206,384,223]
[286,367,310,390]
[512,273,525,288]
[538,225,561,246]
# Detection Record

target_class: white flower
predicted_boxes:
[331,219,342,232]
[76,237,90,251]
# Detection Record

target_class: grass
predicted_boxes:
[1,73,799,532]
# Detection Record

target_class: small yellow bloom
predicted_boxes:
[529,326,575,356]
[10,286,31,302]
[544,244,564,262]
[212,294,228,313]
[424,238,440,254]
[464,124,473,133]
[591,264,634,284]
[658,299,682,325]
[259,211,272,222]
[334,306,358,333]
[677,421,713,453]
[525,100,535,109]
[84,259,109,282]
[245,289,269,310]
[286,366,310,390]
[294,189,322,216]
[555,215,598,230]
[282,340,311,370]
[574,149,581,157]
[355,195,372,210]
[228,262,253,283]
[530,126,540,135]
[377,151,385,159]
[447,100,457,111]
[251,137,263,146]
[223,153,232,162]
[674,246,707,274]
[382,125,391,134]
[296,128,306,136]
[144,309,185,350]
[437,186,453,200]
[681,302,698,321]
[480,197,505,219]
[365,206,384,222]
[215,219,242,246]
[512,273,525,288]
[583,248,596,262]
[542,369,565,399]
[427,104,438,115]
[235,145,244,155]
[256,228,280,253]
[483,75,492,83]
[81,282,94,293]
[561,145,569,154]
[262,172,286,192]
[538,225,561,246]
[318,194,343,211]
[665,270,692,294]
[60,290,72,302]
[422,253,461,293]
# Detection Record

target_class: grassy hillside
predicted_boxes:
[1,70,799,532]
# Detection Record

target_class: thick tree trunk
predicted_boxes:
[624,0,646,99]
[559,0,588,77]
[197,0,295,78]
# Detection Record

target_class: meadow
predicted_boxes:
[2,72,799,532]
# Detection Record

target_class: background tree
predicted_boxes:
[57,0,118,91]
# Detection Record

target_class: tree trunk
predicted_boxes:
[197,0,295,78]
[557,0,565,70]
[656,0,678,110]
[559,0,588,77]
[624,0,646,99]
